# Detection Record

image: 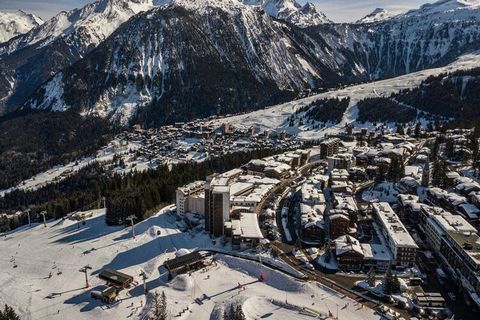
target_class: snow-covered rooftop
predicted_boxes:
[372,202,418,249]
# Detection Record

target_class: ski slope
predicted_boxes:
[211,52,480,140]
[0,207,380,320]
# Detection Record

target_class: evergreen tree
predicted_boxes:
[431,159,447,188]
[387,157,404,182]
[224,304,235,320]
[0,304,20,320]
[414,123,421,138]
[160,291,167,320]
[366,267,376,287]
[396,124,405,135]
[376,165,387,182]
[470,127,480,173]
[234,305,246,320]
[445,139,454,158]
[152,291,167,320]
[431,138,440,161]
[382,265,401,294]
[392,275,401,293]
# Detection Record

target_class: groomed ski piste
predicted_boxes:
[210,52,480,139]
[0,207,380,320]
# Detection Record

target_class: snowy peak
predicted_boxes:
[261,0,301,18]
[419,0,480,11]
[405,0,480,18]
[25,3,355,125]
[289,2,331,27]
[258,0,330,27]
[356,8,394,24]
[0,10,44,43]
[0,0,155,55]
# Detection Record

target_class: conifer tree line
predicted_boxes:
[152,291,167,320]
[0,304,20,320]
[382,264,401,295]
[295,97,350,125]
[0,110,113,190]
[0,147,292,230]
[223,304,246,320]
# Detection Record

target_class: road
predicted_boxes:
[259,160,385,311]
[268,241,382,310]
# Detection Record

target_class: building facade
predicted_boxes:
[372,202,418,267]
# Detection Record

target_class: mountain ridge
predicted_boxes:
[4,0,480,127]
[0,10,44,44]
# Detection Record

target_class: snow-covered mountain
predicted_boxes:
[0,10,43,44]
[22,0,480,126]
[0,0,157,56]
[252,0,331,27]
[4,0,480,127]
[285,2,331,27]
[352,0,480,77]
[0,0,332,114]
[24,1,357,126]
[0,0,159,114]
[356,8,395,24]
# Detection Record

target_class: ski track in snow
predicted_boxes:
[0,207,381,320]
[210,52,480,139]
[0,207,378,320]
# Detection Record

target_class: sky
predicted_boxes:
[0,0,432,22]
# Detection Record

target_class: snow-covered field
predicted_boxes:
[0,207,381,320]
[211,52,480,139]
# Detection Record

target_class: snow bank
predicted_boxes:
[217,255,309,293]
[170,274,194,291]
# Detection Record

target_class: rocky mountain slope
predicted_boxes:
[356,0,480,78]
[0,0,330,116]
[6,0,480,126]
[256,0,331,27]
[0,10,43,44]
[0,0,158,114]
[25,1,361,126]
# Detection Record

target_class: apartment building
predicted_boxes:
[176,181,205,216]
[372,202,418,267]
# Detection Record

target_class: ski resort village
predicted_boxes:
[3,0,480,319]
[2,114,480,320]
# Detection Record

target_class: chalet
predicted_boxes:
[329,210,351,239]
[98,269,134,289]
[164,251,210,278]
[334,235,364,271]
